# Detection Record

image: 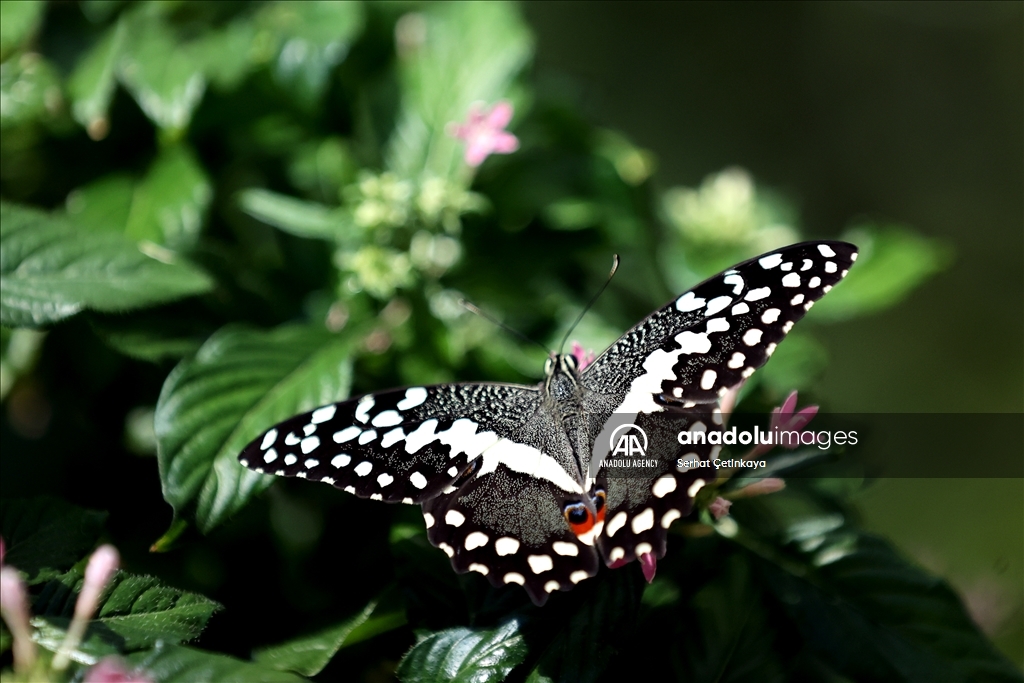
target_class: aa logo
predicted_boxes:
[609,424,648,457]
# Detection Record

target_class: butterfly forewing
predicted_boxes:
[238,383,541,504]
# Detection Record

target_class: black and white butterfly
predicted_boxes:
[239,241,857,604]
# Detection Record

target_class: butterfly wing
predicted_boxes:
[238,383,542,504]
[583,240,858,566]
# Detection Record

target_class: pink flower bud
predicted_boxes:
[639,552,657,583]
[54,544,121,671]
[0,565,36,672]
[709,496,733,520]
[84,657,154,683]
[570,341,595,371]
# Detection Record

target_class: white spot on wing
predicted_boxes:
[609,547,625,562]
[809,276,821,289]
[676,291,706,312]
[284,454,297,466]
[304,458,319,469]
[333,426,361,443]
[358,430,377,445]
[469,563,489,575]
[397,387,428,410]
[381,428,405,448]
[636,542,653,555]
[409,471,427,489]
[570,570,589,584]
[790,293,805,305]
[528,554,553,574]
[781,262,793,272]
[606,511,627,537]
[723,273,744,294]
[759,253,783,269]
[825,261,837,273]
[285,433,300,446]
[688,478,706,497]
[465,531,489,550]
[727,352,745,369]
[818,244,837,257]
[544,580,560,593]
[662,509,682,528]
[731,302,749,315]
[371,410,402,427]
[801,259,813,271]
[761,308,781,324]
[354,396,374,423]
[495,537,520,555]
[700,369,717,390]
[377,473,393,487]
[743,329,763,346]
[261,429,277,450]
[445,509,466,527]
[439,543,454,557]
[631,508,655,533]
[651,475,677,498]
[311,405,336,424]
[706,317,730,333]
[300,436,320,454]
[405,419,439,453]
[477,437,582,494]
[423,512,435,528]
[331,454,350,468]
[552,541,579,556]
[781,273,801,288]
[302,424,315,436]
[503,572,525,585]
[354,461,372,476]
[263,449,278,464]
[745,287,770,301]
[705,295,732,316]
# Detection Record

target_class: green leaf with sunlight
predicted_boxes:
[127,642,306,683]
[0,52,62,130]
[0,0,45,61]
[256,0,365,106]
[397,620,529,683]
[33,569,221,653]
[238,188,352,241]
[66,18,126,139]
[255,587,406,676]
[65,173,135,234]
[125,145,212,249]
[0,497,106,586]
[0,202,214,328]
[116,9,207,134]
[386,2,532,181]
[808,225,952,321]
[155,324,357,534]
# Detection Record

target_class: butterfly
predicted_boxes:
[239,241,857,604]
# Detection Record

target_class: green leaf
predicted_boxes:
[238,188,351,241]
[386,2,533,182]
[255,588,406,676]
[731,490,1024,683]
[0,52,62,129]
[526,569,643,683]
[0,202,214,328]
[126,642,307,683]
[67,18,127,139]
[757,331,829,394]
[256,1,365,106]
[0,0,45,60]
[808,225,952,321]
[189,16,258,92]
[33,569,221,654]
[116,9,206,134]
[89,309,210,363]
[155,323,356,533]
[65,174,135,234]
[0,497,106,585]
[125,145,212,249]
[397,620,528,683]
[671,555,785,683]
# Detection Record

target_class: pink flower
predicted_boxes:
[751,390,818,457]
[447,101,519,167]
[639,552,657,583]
[0,554,36,673]
[84,657,154,683]
[54,544,120,671]
[570,341,595,371]
[709,496,733,520]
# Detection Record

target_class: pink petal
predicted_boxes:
[709,496,733,520]
[75,545,120,622]
[779,390,799,417]
[786,405,818,433]
[485,100,514,128]
[84,657,154,683]
[639,552,657,583]
[490,131,519,154]
[464,143,490,167]
[608,557,629,569]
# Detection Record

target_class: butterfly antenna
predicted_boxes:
[559,254,620,355]
[458,299,552,355]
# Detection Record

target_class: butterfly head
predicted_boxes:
[543,353,581,400]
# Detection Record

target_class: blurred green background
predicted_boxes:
[524,1,1022,659]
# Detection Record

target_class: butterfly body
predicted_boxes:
[239,241,858,604]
